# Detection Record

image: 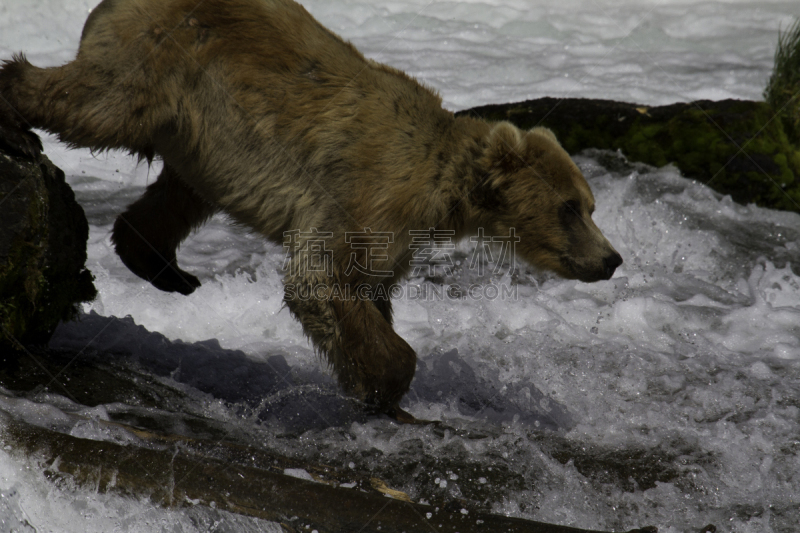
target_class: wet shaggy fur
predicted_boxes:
[0,0,621,411]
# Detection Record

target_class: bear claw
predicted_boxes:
[385,404,435,425]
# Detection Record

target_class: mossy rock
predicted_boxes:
[459,98,800,213]
[0,145,96,347]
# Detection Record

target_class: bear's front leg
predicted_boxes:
[330,293,417,409]
[284,271,416,412]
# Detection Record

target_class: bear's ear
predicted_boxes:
[530,126,561,146]
[485,121,526,175]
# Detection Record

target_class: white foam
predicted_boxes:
[2,0,800,531]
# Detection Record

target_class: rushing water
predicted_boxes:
[2,1,800,532]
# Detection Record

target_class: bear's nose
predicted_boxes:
[602,252,623,279]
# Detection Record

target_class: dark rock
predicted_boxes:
[0,137,95,348]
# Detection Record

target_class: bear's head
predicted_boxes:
[471,122,622,282]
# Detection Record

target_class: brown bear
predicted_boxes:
[0,0,621,419]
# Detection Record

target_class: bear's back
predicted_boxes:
[78,0,366,79]
[71,0,462,242]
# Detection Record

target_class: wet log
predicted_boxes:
[1,418,656,533]
[457,98,800,213]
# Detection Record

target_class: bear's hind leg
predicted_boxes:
[112,164,216,295]
[0,55,44,157]
[0,54,161,156]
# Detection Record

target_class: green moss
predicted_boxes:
[616,100,800,211]
[765,20,800,143]
[561,124,616,154]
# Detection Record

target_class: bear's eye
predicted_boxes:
[562,200,581,216]
[559,200,581,226]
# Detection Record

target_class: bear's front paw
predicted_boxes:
[385,403,436,425]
